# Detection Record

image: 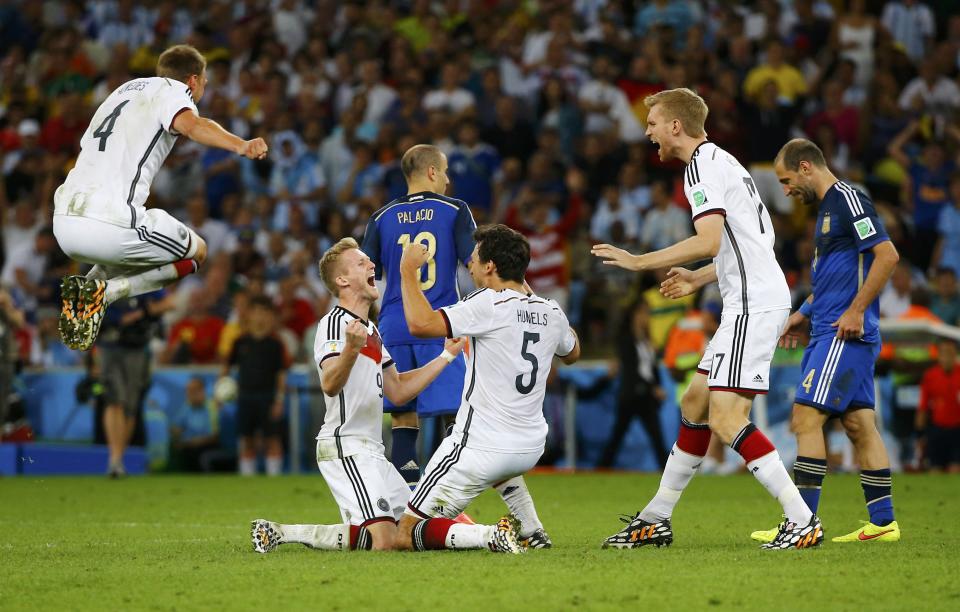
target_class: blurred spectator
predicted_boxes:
[578,55,644,143]
[640,180,690,252]
[897,57,960,127]
[447,120,500,216]
[932,172,960,277]
[185,194,230,258]
[599,300,668,469]
[805,80,860,154]
[0,227,56,315]
[881,0,935,63]
[269,129,326,230]
[888,121,955,269]
[3,200,45,257]
[634,0,695,42]
[743,40,808,104]
[880,262,914,318]
[0,286,25,425]
[169,377,221,472]
[929,268,960,326]
[162,288,225,365]
[423,61,476,117]
[742,79,800,214]
[98,289,173,478]
[917,338,960,472]
[224,295,290,477]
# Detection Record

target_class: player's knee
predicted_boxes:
[841,410,875,443]
[706,411,736,444]
[789,409,821,437]
[679,384,709,422]
[192,237,208,266]
[370,526,397,551]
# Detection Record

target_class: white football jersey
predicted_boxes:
[55,77,198,228]
[440,288,578,454]
[314,306,394,460]
[683,141,790,315]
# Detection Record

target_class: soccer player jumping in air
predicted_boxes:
[593,88,822,550]
[748,139,900,544]
[53,44,267,351]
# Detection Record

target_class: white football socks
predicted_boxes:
[639,444,703,522]
[445,524,494,549]
[266,457,283,476]
[281,523,351,551]
[104,263,183,305]
[747,451,813,525]
[239,458,256,476]
[495,476,543,537]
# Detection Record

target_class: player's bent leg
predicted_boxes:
[601,373,711,549]
[752,403,829,543]
[398,510,523,554]
[832,408,899,542]
[251,519,394,553]
[495,476,550,549]
[709,390,821,548]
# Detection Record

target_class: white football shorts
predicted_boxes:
[317,447,410,527]
[697,308,789,394]
[406,435,542,519]
[53,208,198,276]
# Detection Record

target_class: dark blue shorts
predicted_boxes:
[794,335,879,414]
[384,343,465,416]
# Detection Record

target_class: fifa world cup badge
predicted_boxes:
[821,213,830,234]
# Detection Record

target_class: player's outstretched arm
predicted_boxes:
[832,240,899,340]
[592,215,723,272]
[382,338,466,406]
[319,320,366,396]
[172,110,268,160]
[399,243,449,337]
[660,263,717,299]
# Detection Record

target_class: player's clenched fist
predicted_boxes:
[344,319,367,350]
[444,336,467,356]
[400,241,430,273]
[239,137,268,160]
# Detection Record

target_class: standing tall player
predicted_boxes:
[394,224,581,553]
[360,144,474,488]
[748,139,900,543]
[592,88,822,550]
[361,145,554,547]
[252,238,520,554]
[53,44,267,351]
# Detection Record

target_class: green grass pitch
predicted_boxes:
[2,472,958,611]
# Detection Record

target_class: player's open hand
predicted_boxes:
[239,137,268,160]
[444,336,467,356]
[591,244,640,271]
[400,242,430,273]
[779,311,808,349]
[344,319,367,351]
[660,267,697,299]
[831,307,864,340]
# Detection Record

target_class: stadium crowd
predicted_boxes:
[1,0,960,469]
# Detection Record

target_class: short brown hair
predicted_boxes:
[474,224,529,283]
[319,237,359,297]
[643,88,708,138]
[400,144,444,180]
[157,45,206,83]
[775,138,827,171]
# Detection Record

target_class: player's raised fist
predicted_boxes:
[344,319,367,350]
[444,336,467,356]
[239,137,268,160]
[400,241,430,272]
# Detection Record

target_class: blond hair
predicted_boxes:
[643,88,708,138]
[319,237,359,297]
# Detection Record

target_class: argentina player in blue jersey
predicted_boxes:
[752,139,902,544]
[361,145,474,488]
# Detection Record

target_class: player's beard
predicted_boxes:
[798,186,818,205]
